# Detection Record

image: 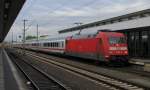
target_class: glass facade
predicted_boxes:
[127,30,150,58]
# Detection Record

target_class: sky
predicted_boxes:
[5,0,150,42]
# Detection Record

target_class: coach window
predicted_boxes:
[49,43,51,47]
[51,43,52,47]
[58,42,59,47]
[50,43,51,47]
[44,43,46,47]
[56,42,58,47]
[54,42,56,47]
[62,42,64,48]
[53,42,55,47]
[53,42,54,47]
[42,43,43,46]
[55,42,57,47]
[58,42,60,47]
[57,43,59,47]
[52,43,54,47]
[53,43,55,47]
[40,43,42,46]
[59,42,61,47]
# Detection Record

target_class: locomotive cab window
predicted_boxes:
[109,37,126,44]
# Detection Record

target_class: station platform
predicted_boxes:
[130,58,150,72]
[0,48,27,90]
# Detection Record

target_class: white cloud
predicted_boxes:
[5,0,150,41]
[43,0,150,18]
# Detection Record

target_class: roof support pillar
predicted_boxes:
[0,0,4,42]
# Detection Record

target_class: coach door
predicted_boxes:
[97,38,104,60]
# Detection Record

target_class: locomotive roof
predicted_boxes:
[71,29,112,39]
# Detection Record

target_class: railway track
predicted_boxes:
[21,51,145,90]
[30,49,150,78]
[8,52,70,90]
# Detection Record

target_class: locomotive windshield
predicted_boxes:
[109,37,126,44]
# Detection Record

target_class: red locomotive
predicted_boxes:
[65,30,128,64]
[13,30,128,64]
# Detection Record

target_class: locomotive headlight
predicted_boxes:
[105,55,109,58]
[124,51,128,54]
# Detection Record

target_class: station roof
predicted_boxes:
[59,8,150,34]
[0,0,26,42]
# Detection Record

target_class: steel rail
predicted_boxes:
[25,52,145,90]
[8,52,70,90]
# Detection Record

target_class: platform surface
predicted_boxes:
[130,58,150,72]
[130,58,150,65]
[0,49,4,90]
[0,48,27,90]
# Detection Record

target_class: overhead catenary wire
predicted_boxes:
[12,1,150,38]
[37,0,100,30]
[21,0,99,36]
[26,0,150,36]
[21,0,70,35]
